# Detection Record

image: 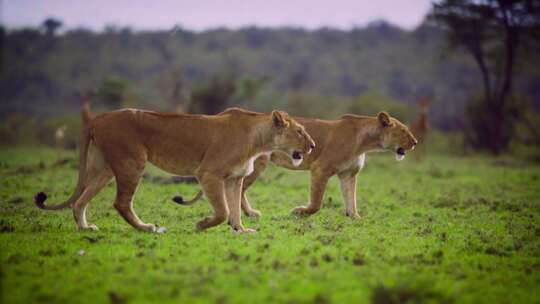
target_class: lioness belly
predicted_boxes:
[148,153,200,176]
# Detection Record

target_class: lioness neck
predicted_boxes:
[247,117,275,155]
[352,117,383,154]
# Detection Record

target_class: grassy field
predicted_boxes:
[1,147,539,303]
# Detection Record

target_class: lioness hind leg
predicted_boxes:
[73,169,113,230]
[291,169,331,216]
[108,153,161,233]
[196,174,229,231]
[73,144,113,230]
[241,193,261,218]
[113,171,159,232]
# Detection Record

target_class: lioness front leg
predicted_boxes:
[240,155,269,218]
[196,173,229,231]
[241,194,261,218]
[226,178,255,233]
[291,169,331,216]
[338,170,360,219]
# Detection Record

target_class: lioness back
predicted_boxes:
[91,109,230,175]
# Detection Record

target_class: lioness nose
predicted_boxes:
[310,143,316,149]
[413,139,418,146]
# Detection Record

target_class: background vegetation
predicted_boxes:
[1,6,539,155]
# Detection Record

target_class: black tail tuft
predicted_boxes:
[35,192,48,209]
[171,196,185,205]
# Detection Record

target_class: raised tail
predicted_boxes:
[35,127,91,210]
[80,94,94,128]
[171,190,204,206]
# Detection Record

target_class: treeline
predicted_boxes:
[1,20,539,130]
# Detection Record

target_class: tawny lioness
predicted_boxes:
[35,107,315,233]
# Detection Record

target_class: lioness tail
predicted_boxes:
[35,128,91,210]
[171,190,204,205]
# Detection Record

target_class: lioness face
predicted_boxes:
[271,110,315,166]
[377,112,418,161]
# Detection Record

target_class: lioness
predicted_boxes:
[178,112,417,219]
[34,107,315,233]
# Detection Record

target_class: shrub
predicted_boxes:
[348,90,413,121]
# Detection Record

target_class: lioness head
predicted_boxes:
[376,111,418,161]
[271,110,315,166]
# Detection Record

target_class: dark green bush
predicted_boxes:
[348,90,413,122]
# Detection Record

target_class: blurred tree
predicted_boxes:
[388,70,414,101]
[240,27,270,49]
[432,0,540,153]
[2,18,540,130]
[170,25,195,45]
[169,68,190,112]
[464,93,518,150]
[287,91,328,118]
[233,75,270,105]
[0,26,5,73]
[190,74,236,114]
[289,61,311,90]
[42,18,62,37]
[348,90,413,122]
[96,77,129,109]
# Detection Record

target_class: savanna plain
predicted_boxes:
[1,147,539,303]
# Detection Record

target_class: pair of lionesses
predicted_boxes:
[35,107,418,234]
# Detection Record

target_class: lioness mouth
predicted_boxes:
[292,150,303,166]
[396,147,405,161]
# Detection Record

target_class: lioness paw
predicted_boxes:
[140,224,157,233]
[79,224,99,231]
[346,211,361,220]
[245,209,262,219]
[195,217,212,231]
[291,206,316,216]
[232,226,257,234]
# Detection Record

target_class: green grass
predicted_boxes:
[1,147,539,303]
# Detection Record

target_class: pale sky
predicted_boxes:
[2,0,433,31]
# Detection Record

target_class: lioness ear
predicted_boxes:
[377,111,391,127]
[272,110,290,129]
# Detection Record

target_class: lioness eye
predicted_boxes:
[297,130,303,137]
